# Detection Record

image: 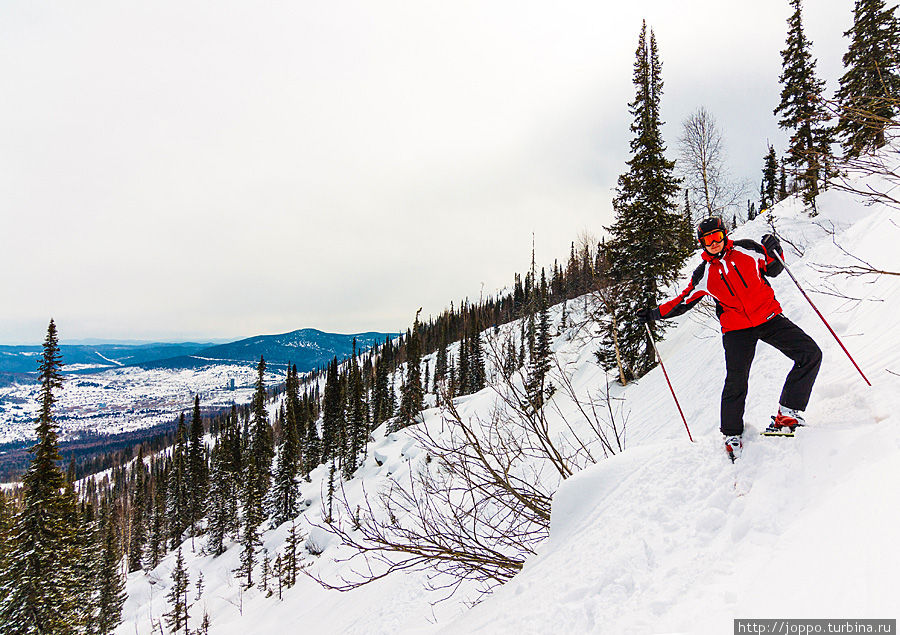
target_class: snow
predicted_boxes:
[0,363,280,445]
[116,181,900,634]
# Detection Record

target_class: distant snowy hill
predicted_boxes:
[116,188,899,634]
[138,329,392,371]
[0,341,213,376]
[0,328,394,446]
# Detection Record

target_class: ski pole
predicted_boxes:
[645,323,694,443]
[773,251,871,386]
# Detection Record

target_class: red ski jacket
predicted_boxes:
[656,239,784,333]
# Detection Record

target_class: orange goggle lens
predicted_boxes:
[699,230,726,246]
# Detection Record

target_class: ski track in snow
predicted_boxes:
[117,187,900,634]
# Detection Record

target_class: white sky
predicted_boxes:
[0,0,860,344]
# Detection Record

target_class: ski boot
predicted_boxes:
[724,435,743,463]
[762,406,806,436]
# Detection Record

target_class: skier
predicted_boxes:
[636,216,822,460]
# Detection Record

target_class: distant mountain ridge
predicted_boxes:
[137,329,393,372]
[0,329,395,378]
[0,342,212,375]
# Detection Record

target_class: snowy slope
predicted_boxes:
[116,186,900,634]
[437,194,900,633]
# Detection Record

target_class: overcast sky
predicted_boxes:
[1,0,863,344]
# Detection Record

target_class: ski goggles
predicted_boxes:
[699,230,726,246]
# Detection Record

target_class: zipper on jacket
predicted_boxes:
[719,271,736,296]
[734,264,749,288]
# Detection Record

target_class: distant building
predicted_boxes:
[228,378,235,391]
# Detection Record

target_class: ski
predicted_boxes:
[760,428,796,437]
[760,415,804,437]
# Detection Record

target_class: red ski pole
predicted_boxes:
[774,251,871,387]
[645,323,694,442]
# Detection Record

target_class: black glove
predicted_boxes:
[636,308,657,324]
[761,233,783,257]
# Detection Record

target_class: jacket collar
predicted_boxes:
[701,238,733,262]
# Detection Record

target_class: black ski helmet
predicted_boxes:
[697,216,727,240]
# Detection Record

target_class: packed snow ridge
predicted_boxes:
[118,188,900,634]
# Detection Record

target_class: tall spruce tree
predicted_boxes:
[164,547,191,633]
[0,492,11,573]
[206,409,241,556]
[835,0,900,156]
[94,510,126,634]
[371,357,393,425]
[774,0,832,209]
[0,320,80,634]
[127,448,148,572]
[302,397,322,478]
[468,322,486,393]
[146,472,167,569]
[320,357,344,462]
[166,414,189,549]
[344,343,368,479]
[187,396,208,538]
[249,356,274,509]
[396,311,424,429]
[526,269,553,409]
[760,144,779,211]
[598,23,690,380]
[267,406,301,527]
[236,458,262,588]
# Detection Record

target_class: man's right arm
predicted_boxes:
[655,263,708,320]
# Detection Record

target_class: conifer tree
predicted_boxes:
[273,553,285,600]
[343,343,368,479]
[0,320,80,634]
[372,357,393,426]
[0,492,11,572]
[164,547,191,633]
[434,338,448,390]
[71,498,101,634]
[284,520,300,588]
[94,510,126,634]
[320,358,344,461]
[303,406,322,478]
[527,269,553,409]
[267,363,301,526]
[325,460,337,523]
[468,323,486,393]
[835,0,900,156]
[779,161,789,200]
[760,145,779,211]
[457,330,470,395]
[249,357,274,508]
[396,311,424,429]
[187,396,208,538]
[236,459,262,589]
[267,430,300,528]
[206,410,241,557]
[127,447,148,572]
[166,414,189,549]
[598,23,690,380]
[260,549,271,595]
[774,0,832,209]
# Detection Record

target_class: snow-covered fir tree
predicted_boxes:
[774,0,832,209]
[598,21,691,380]
[0,320,81,634]
[835,0,900,156]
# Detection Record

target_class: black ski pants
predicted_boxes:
[720,314,821,436]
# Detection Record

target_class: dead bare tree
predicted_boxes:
[809,219,899,280]
[309,322,629,601]
[678,106,746,223]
